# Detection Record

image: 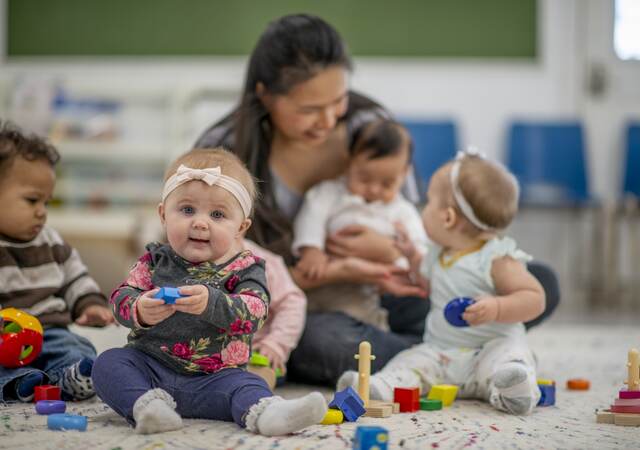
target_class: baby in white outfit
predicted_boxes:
[338,152,546,415]
[292,119,427,330]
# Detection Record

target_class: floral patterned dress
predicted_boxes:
[110,243,269,375]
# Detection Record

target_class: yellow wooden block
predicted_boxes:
[537,378,555,386]
[321,408,344,425]
[427,384,459,406]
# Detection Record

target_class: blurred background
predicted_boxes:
[0,0,638,323]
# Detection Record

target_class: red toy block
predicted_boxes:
[393,387,420,412]
[34,385,61,402]
[619,389,640,399]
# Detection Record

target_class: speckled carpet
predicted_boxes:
[1,321,638,450]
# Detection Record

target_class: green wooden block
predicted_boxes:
[420,398,443,411]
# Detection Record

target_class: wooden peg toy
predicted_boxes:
[626,349,640,391]
[355,341,375,407]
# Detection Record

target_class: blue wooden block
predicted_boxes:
[329,387,366,422]
[353,425,389,450]
[154,287,182,304]
[537,384,556,406]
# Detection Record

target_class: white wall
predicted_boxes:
[3,0,629,314]
[0,0,580,164]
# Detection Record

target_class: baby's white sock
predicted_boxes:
[489,361,539,415]
[245,392,327,436]
[132,388,183,434]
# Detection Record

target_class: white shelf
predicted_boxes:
[55,140,170,164]
[48,208,155,239]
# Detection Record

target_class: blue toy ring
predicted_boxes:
[444,297,476,327]
[36,400,66,415]
[47,413,87,431]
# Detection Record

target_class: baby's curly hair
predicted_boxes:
[445,155,520,233]
[0,121,60,178]
[164,148,259,216]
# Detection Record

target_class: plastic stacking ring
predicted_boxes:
[420,398,443,411]
[47,413,87,431]
[567,378,590,390]
[444,297,475,327]
[35,400,66,415]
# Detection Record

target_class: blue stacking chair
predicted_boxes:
[402,120,458,196]
[506,121,592,207]
[622,122,640,199]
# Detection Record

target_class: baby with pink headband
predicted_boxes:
[92,148,327,436]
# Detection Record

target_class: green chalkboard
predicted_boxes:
[8,0,537,58]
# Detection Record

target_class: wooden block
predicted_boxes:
[427,384,459,407]
[368,400,396,416]
[394,387,420,412]
[596,410,615,424]
[614,413,640,426]
[364,403,392,418]
[321,408,344,425]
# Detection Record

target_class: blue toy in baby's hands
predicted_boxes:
[444,297,476,327]
[154,287,184,305]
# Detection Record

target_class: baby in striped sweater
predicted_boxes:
[0,121,113,403]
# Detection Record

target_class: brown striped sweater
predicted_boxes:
[0,225,107,327]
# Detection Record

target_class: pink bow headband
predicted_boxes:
[161,165,252,218]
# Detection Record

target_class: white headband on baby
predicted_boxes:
[449,147,495,231]
[162,165,252,218]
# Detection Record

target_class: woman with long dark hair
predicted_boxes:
[195,14,560,385]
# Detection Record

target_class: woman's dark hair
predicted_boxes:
[350,119,413,163]
[0,121,59,178]
[236,14,353,180]
[198,14,383,260]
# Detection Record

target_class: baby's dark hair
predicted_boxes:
[351,119,413,163]
[0,121,60,178]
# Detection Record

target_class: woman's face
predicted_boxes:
[260,65,349,146]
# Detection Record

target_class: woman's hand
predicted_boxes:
[326,225,400,264]
[254,346,286,375]
[136,288,176,326]
[174,285,209,315]
[290,256,391,289]
[376,266,429,298]
[290,256,427,299]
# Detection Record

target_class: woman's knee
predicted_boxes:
[525,262,560,329]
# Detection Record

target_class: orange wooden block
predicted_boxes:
[567,378,590,390]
